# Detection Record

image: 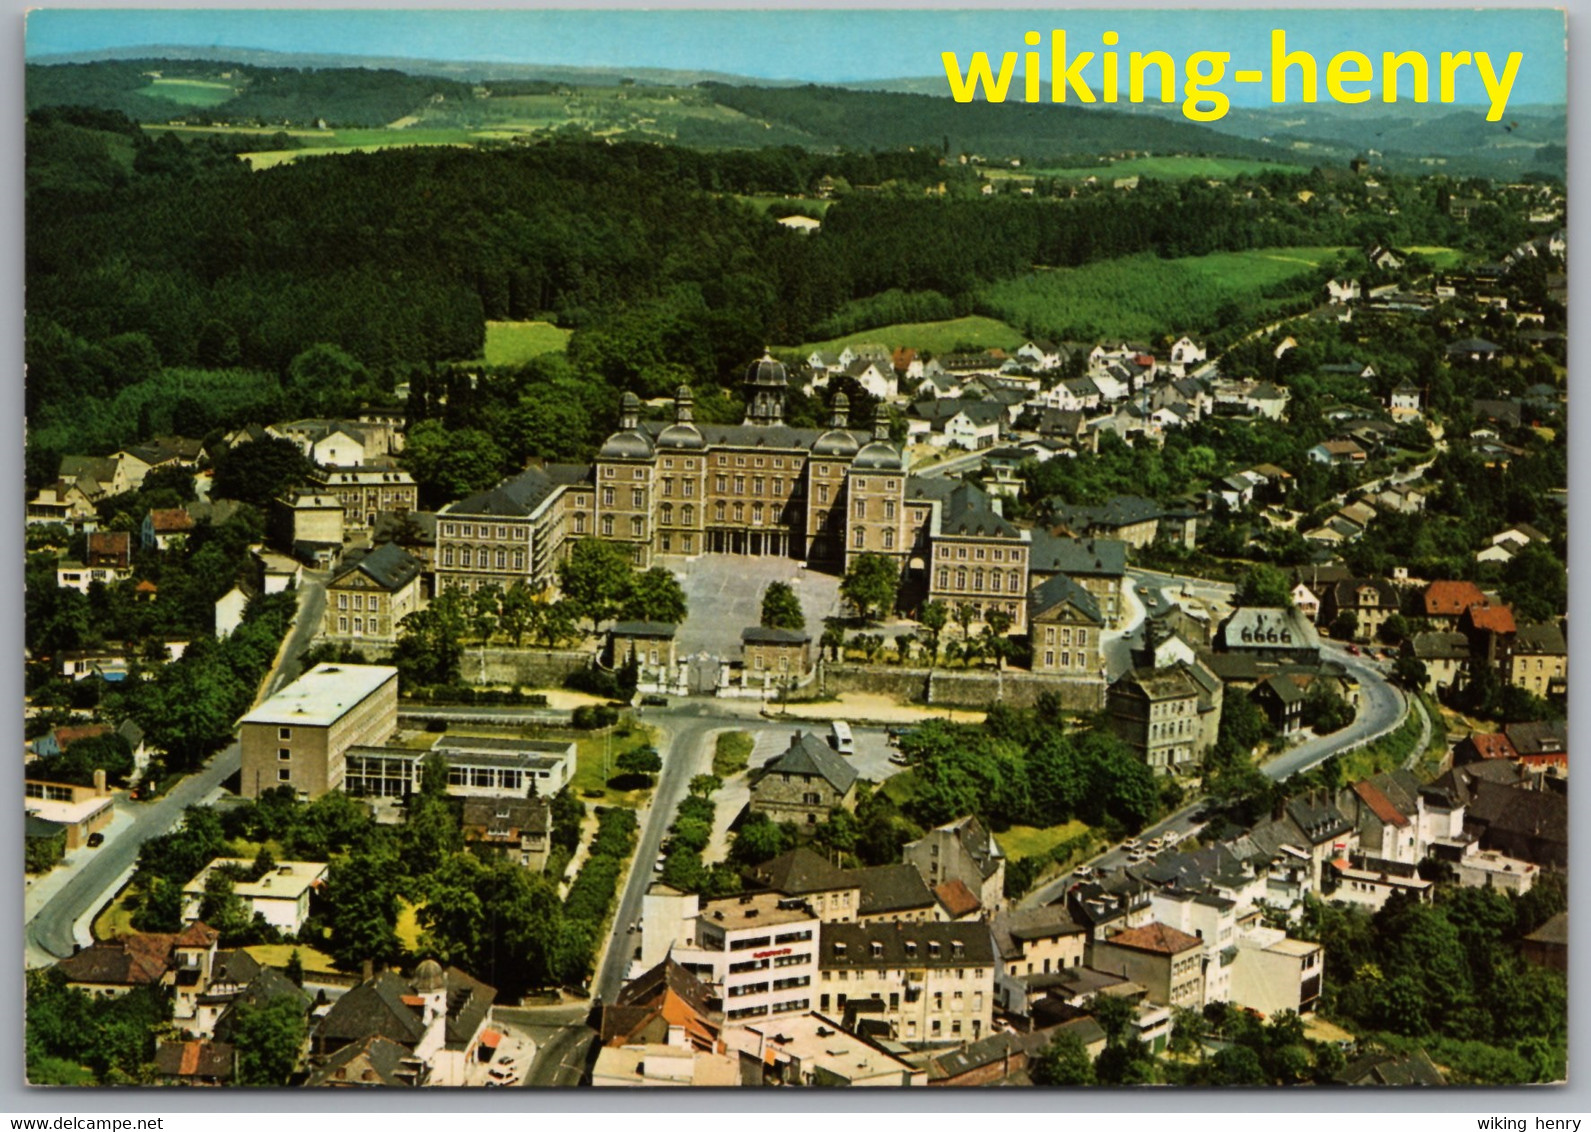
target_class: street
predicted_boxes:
[1020,638,1410,912]
[26,572,326,965]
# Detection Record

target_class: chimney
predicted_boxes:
[93,768,107,797]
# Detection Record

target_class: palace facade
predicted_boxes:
[432,355,1073,634]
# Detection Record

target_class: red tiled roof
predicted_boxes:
[53,724,111,748]
[1353,780,1410,828]
[173,921,220,949]
[1466,603,1517,635]
[933,879,982,919]
[1465,732,1519,762]
[1105,921,1201,955]
[1424,580,1488,617]
[148,508,194,532]
[135,580,159,593]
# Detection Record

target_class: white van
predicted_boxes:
[829,720,855,755]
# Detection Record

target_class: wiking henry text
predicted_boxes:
[943,28,1524,122]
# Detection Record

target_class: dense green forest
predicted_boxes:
[25,101,1546,491]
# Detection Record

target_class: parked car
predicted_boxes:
[641,694,669,707]
[86,832,104,848]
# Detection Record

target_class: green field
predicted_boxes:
[979,245,1344,341]
[1405,245,1465,268]
[479,320,572,366]
[736,195,832,218]
[141,78,239,108]
[995,820,1092,862]
[1028,155,1309,181]
[792,315,1024,357]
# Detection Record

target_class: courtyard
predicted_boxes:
[662,553,842,660]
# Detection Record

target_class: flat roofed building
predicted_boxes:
[181,859,328,935]
[680,891,821,1025]
[343,736,575,800]
[726,1012,926,1087]
[237,663,398,800]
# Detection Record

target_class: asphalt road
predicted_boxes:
[26,571,327,963]
[590,714,721,1002]
[26,743,241,961]
[492,1003,596,1088]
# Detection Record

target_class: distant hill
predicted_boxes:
[699,84,1295,163]
[27,52,1562,174]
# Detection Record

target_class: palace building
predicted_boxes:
[431,354,1098,637]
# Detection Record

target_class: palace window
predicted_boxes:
[602,488,615,506]
[601,516,615,536]
[631,517,644,538]
[883,528,894,549]
[682,505,694,524]
[853,528,865,548]
[632,489,644,508]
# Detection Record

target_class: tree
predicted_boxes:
[688,773,722,799]
[322,846,403,969]
[918,600,948,664]
[231,995,307,1087]
[760,581,805,631]
[840,552,899,623]
[393,608,463,687]
[1393,654,1428,691]
[952,601,978,644]
[529,599,579,648]
[285,343,366,417]
[1302,683,1354,733]
[401,420,506,505]
[283,949,305,988]
[615,746,663,782]
[1235,564,1293,608]
[498,582,535,647]
[211,438,313,509]
[1030,1029,1096,1086]
[623,566,687,624]
[558,539,635,632]
[982,609,1015,669]
[1330,609,1360,641]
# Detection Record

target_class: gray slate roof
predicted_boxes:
[819,920,995,970]
[332,542,423,592]
[1028,529,1128,578]
[763,731,859,795]
[1028,572,1104,625]
[854,864,936,917]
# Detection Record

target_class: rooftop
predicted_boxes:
[238,663,397,728]
[700,891,817,932]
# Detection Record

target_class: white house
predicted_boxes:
[182,858,328,935]
[1168,336,1207,372]
[1015,339,1065,371]
[1325,278,1361,304]
[215,585,251,639]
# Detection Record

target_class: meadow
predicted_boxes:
[978,245,1344,341]
[140,78,240,108]
[792,315,1024,357]
[1029,155,1310,181]
[480,320,572,366]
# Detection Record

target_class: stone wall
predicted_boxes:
[811,662,1106,712]
[457,648,593,689]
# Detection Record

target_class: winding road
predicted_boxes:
[26,572,326,964]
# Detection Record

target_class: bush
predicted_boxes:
[713,731,755,778]
[572,704,621,730]
[565,666,622,700]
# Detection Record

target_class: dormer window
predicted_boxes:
[904,941,918,958]
[870,941,883,958]
[929,941,941,958]
[833,941,847,957]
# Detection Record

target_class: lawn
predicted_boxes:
[480,319,572,366]
[243,943,340,974]
[979,245,1344,341]
[1031,155,1309,180]
[881,770,919,807]
[141,78,239,108]
[792,315,1025,357]
[396,898,423,950]
[1404,245,1465,268]
[713,730,755,778]
[570,723,660,807]
[91,886,137,940]
[995,820,1092,862]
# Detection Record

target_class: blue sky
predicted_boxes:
[26,8,1567,107]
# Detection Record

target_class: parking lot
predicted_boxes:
[663,554,841,659]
